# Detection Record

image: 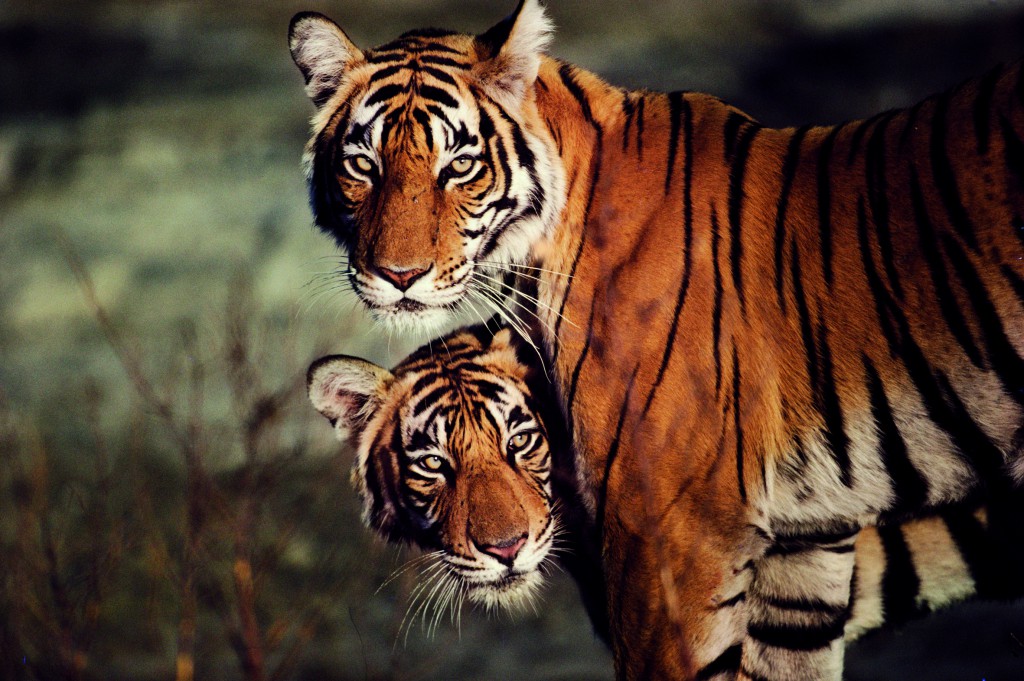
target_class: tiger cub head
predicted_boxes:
[288,1,565,334]
[307,326,559,611]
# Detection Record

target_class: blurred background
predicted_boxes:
[2,0,1023,679]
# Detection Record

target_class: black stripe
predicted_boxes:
[470,378,509,404]
[929,90,981,252]
[746,615,847,651]
[418,84,459,109]
[974,64,1004,156]
[412,108,434,152]
[597,365,640,543]
[635,95,645,158]
[816,124,842,288]
[862,356,929,513]
[790,244,820,408]
[365,82,406,107]
[877,524,922,625]
[368,63,405,83]
[733,345,747,503]
[366,52,408,64]
[774,126,810,313]
[412,386,452,417]
[664,91,684,194]
[846,111,883,166]
[723,111,748,161]
[421,65,459,87]
[409,371,444,398]
[641,98,693,417]
[856,196,904,353]
[765,541,855,557]
[909,167,986,368]
[941,231,1024,406]
[472,400,503,438]
[558,63,594,124]
[711,208,724,397]
[817,318,852,487]
[1002,263,1024,305]
[939,506,1020,598]
[865,111,904,301]
[551,78,603,367]
[728,121,759,316]
[759,595,849,615]
[417,55,470,69]
[716,592,746,609]
[566,299,599,445]
[621,92,634,152]
[694,645,741,681]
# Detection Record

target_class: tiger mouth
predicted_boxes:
[393,298,427,312]
[464,568,544,612]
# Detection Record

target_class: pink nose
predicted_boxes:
[477,536,527,565]
[376,265,429,291]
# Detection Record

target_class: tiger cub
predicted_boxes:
[308,324,1020,648]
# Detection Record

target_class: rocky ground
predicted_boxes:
[2,1,1023,679]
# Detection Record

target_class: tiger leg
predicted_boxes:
[739,530,858,681]
[600,488,760,681]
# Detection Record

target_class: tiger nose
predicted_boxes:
[376,265,430,291]
[475,536,527,565]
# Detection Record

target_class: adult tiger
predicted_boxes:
[289,2,1024,679]
[307,323,1024,663]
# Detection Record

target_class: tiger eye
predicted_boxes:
[509,433,531,451]
[420,455,444,471]
[348,155,375,175]
[449,156,474,175]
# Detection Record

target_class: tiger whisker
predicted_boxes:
[468,274,554,337]
[478,260,573,279]
[472,270,576,330]
[466,286,551,379]
[396,559,449,648]
[376,550,445,594]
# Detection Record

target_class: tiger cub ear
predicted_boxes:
[307,355,393,440]
[474,0,554,109]
[289,12,364,108]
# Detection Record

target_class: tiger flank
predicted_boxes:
[290,2,1024,679]
[307,324,1024,665]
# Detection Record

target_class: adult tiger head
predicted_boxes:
[307,326,560,611]
[288,1,565,333]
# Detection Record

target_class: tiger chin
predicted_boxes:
[307,326,560,614]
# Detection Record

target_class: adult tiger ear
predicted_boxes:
[289,12,364,108]
[307,355,393,441]
[473,0,554,109]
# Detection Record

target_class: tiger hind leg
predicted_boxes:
[739,529,858,681]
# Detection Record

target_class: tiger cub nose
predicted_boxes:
[476,536,527,565]
[376,265,430,291]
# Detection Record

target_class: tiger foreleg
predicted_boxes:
[739,530,858,681]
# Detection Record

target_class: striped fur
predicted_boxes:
[291,2,1024,679]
